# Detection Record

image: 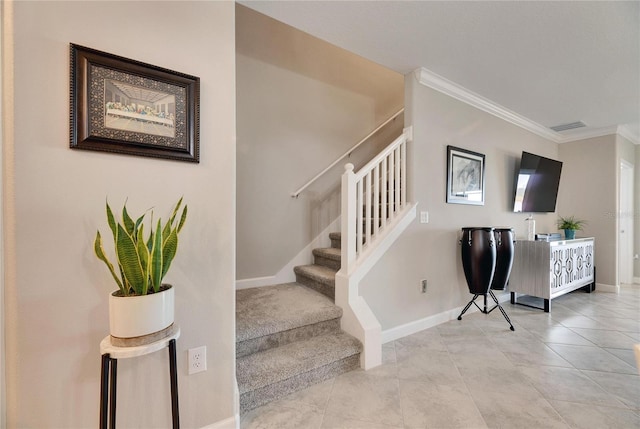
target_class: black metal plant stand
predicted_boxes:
[99,327,181,429]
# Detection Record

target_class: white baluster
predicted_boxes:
[388,151,395,218]
[365,171,372,247]
[394,146,401,215]
[356,178,363,256]
[381,156,387,229]
[373,164,380,238]
[401,138,406,207]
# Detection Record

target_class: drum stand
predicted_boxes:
[457,290,515,331]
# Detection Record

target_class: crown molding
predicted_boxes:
[617,124,640,145]
[413,67,635,145]
[413,67,561,141]
[554,125,618,144]
[555,125,639,144]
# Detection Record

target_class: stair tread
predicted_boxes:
[237,331,362,393]
[236,283,342,342]
[312,247,341,260]
[294,264,337,285]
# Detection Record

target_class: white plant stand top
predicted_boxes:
[100,325,180,358]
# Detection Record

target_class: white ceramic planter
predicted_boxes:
[109,285,174,339]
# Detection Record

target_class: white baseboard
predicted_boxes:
[596,283,619,293]
[235,275,277,290]
[235,217,340,289]
[200,415,238,429]
[381,291,510,344]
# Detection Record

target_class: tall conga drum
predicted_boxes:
[460,227,496,294]
[490,228,515,291]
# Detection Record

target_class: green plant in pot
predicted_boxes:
[94,197,187,345]
[557,215,585,240]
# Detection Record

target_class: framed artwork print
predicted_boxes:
[446,145,485,205]
[70,44,200,162]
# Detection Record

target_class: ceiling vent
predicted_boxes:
[550,121,587,132]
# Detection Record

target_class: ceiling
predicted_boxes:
[240,1,640,143]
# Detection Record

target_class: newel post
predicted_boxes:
[341,163,356,273]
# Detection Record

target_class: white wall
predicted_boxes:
[557,135,618,288]
[5,2,236,427]
[236,5,404,280]
[636,144,640,280]
[360,73,560,331]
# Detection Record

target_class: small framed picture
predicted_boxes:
[446,145,485,205]
[70,44,200,162]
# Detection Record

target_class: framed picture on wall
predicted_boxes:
[69,44,200,162]
[446,145,485,205]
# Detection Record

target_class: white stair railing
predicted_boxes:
[341,127,411,273]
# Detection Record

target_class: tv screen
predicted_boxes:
[513,152,562,213]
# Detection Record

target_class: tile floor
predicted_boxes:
[240,285,640,429]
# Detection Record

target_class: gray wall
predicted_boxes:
[5,2,236,427]
[360,74,560,331]
[236,5,404,280]
[558,135,618,287]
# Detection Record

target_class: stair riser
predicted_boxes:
[237,318,341,358]
[295,274,335,300]
[240,354,360,413]
[314,254,341,271]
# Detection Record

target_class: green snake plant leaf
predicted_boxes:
[163,197,184,239]
[177,205,188,233]
[122,205,136,237]
[116,223,145,295]
[161,228,178,279]
[134,213,146,240]
[169,197,184,224]
[106,202,117,241]
[162,218,171,244]
[94,231,125,295]
[136,224,150,295]
[150,219,163,293]
[146,224,154,253]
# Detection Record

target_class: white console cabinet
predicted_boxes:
[510,237,595,312]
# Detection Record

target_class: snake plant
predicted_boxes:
[94,198,187,296]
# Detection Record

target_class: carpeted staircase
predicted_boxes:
[236,232,362,412]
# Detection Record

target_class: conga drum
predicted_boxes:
[490,228,515,291]
[460,227,496,294]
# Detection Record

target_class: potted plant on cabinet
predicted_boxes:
[94,197,187,346]
[557,215,585,240]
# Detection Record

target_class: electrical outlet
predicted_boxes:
[188,346,207,375]
[420,211,429,224]
[421,279,427,293]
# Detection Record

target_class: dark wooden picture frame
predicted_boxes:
[70,44,200,162]
[446,145,485,205]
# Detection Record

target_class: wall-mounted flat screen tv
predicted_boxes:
[513,151,563,213]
